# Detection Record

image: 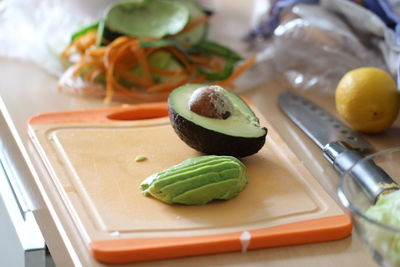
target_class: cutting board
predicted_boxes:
[28,102,351,264]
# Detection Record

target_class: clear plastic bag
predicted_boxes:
[0,0,114,76]
[249,0,395,95]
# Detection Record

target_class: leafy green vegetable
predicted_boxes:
[192,41,243,62]
[71,22,99,42]
[365,190,400,265]
[168,0,209,45]
[105,0,189,38]
[96,19,123,46]
[148,51,176,69]
[148,51,183,83]
[139,39,176,48]
[198,59,235,81]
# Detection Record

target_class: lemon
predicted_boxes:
[335,67,400,133]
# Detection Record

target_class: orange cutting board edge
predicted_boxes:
[28,102,351,264]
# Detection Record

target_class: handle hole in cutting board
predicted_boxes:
[107,106,169,121]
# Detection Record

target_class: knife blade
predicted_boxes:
[278,91,399,203]
[278,91,372,152]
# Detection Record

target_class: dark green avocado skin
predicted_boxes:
[169,106,267,158]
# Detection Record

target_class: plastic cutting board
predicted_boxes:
[28,102,351,264]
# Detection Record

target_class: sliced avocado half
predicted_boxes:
[168,84,267,157]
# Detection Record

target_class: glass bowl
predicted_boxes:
[338,147,400,267]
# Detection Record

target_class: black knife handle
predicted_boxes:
[323,141,399,203]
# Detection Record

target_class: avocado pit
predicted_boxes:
[189,85,234,120]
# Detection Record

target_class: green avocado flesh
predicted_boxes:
[168,84,267,157]
[105,0,189,38]
[169,84,265,138]
[140,155,248,205]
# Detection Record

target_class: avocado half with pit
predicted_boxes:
[168,84,267,157]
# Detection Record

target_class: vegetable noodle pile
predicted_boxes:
[59,0,254,103]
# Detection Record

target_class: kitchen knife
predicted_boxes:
[278,91,399,203]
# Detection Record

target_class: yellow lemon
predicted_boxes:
[335,67,400,133]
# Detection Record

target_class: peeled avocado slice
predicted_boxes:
[168,84,267,157]
[140,155,248,205]
[105,0,189,38]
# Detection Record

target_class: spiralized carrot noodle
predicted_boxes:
[177,15,209,35]
[60,30,97,60]
[130,46,153,85]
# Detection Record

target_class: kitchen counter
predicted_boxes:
[0,57,387,267]
[3,0,400,265]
